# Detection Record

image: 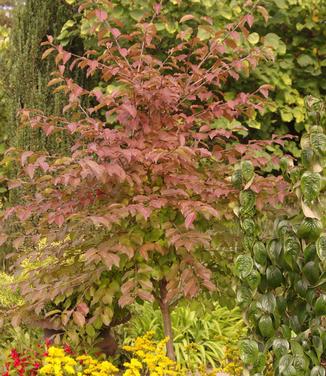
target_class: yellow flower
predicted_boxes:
[48,347,66,358]
[39,364,54,375]
[64,364,76,374]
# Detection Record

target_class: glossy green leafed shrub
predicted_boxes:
[234,97,326,375]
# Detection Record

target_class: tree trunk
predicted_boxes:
[158,279,176,361]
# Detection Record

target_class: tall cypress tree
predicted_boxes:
[8,0,82,154]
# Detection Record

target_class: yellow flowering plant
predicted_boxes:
[122,331,185,376]
[2,332,247,376]
[39,347,119,376]
[38,333,185,376]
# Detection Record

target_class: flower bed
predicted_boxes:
[0,331,241,375]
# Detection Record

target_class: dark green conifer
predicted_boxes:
[8,0,83,153]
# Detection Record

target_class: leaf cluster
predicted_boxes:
[236,98,326,375]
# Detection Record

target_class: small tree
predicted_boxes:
[1,0,287,358]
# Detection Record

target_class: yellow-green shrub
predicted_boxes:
[0,272,23,308]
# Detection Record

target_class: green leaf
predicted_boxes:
[235,255,254,279]
[236,285,252,306]
[312,335,323,360]
[297,218,323,242]
[239,339,259,365]
[304,243,317,262]
[231,169,243,189]
[263,32,280,49]
[241,218,256,235]
[257,293,276,313]
[253,352,266,372]
[302,261,321,285]
[267,239,282,264]
[284,237,301,257]
[248,32,260,45]
[279,355,296,376]
[253,241,267,266]
[243,235,255,252]
[314,295,326,316]
[292,355,309,374]
[297,54,315,67]
[197,26,211,40]
[239,190,256,211]
[294,279,308,298]
[62,20,75,30]
[241,160,255,182]
[301,172,321,202]
[245,270,261,290]
[273,339,289,359]
[316,234,326,261]
[266,265,283,288]
[273,0,288,9]
[310,132,326,157]
[280,108,293,122]
[311,366,326,376]
[247,119,261,129]
[258,314,274,338]
[86,324,96,337]
[290,340,304,357]
[292,107,305,123]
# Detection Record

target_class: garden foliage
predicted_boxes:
[59,0,326,152]
[235,97,326,375]
[1,333,184,376]
[120,301,246,371]
[0,0,324,372]
[0,0,290,361]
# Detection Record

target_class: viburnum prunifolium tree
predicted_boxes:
[0,0,289,358]
[235,96,326,375]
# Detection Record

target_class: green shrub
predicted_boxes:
[0,271,22,309]
[119,300,246,371]
[235,97,326,374]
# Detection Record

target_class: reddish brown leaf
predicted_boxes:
[0,234,8,246]
[21,151,33,166]
[13,237,25,250]
[185,212,196,229]
[137,289,154,302]
[257,5,269,23]
[77,302,89,316]
[118,294,134,307]
[54,215,65,228]
[73,311,86,327]
[180,14,195,23]
[101,252,120,269]
[95,9,107,22]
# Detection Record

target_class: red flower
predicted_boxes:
[10,349,19,359]
[13,358,21,367]
[64,344,73,354]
